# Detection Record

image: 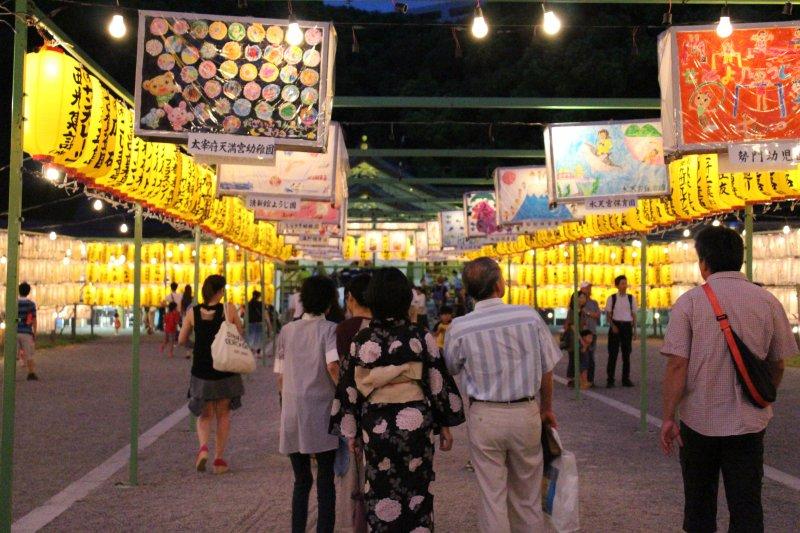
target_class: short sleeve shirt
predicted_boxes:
[18,298,36,335]
[582,299,601,333]
[661,272,798,436]
[605,293,637,322]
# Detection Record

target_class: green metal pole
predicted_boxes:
[640,234,649,433]
[572,243,581,401]
[129,205,143,486]
[222,242,228,302]
[260,257,267,365]
[190,227,201,432]
[0,2,28,528]
[506,258,512,301]
[193,228,201,304]
[243,250,249,330]
[532,249,538,311]
[745,205,754,281]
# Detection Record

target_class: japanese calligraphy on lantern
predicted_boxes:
[545,120,669,203]
[659,22,800,152]
[494,165,584,225]
[134,10,336,151]
[189,132,276,164]
[217,122,347,201]
[720,141,800,171]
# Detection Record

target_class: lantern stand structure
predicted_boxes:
[745,205,754,281]
[572,243,581,401]
[532,249,538,312]
[0,0,28,528]
[190,226,201,432]
[244,250,249,331]
[639,234,649,433]
[129,205,143,486]
[222,243,228,303]
[260,256,268,366]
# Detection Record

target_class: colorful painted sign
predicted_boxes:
[494,166,583,225]
[659,22,800,152]
[463,192,518,239]
[134,10,335,151]
[544,120,669,202]
[217,122,347,202]
[439,210,467,249]
[426,220,442,251]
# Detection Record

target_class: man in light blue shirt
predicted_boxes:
[444,257,560,533]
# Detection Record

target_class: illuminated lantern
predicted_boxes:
[23,48,95,170]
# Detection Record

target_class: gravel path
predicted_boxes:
[2,333,798,531]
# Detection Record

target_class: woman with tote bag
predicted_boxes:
[179,274,245,475]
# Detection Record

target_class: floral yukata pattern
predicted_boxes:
[330,317,465,532]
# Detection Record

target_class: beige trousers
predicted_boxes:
[468,400,544,533]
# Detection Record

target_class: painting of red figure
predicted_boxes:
[675,24,800,145]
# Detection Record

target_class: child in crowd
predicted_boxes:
[162,302,180,358]
[579,329,595,390]
[114,312,121,335]
[434,306,454,354]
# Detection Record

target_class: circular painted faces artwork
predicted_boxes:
[144,16,325,138]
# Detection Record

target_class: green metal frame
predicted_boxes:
[0,1,28,529]
[745,206,754,281]
[572,244,581,401]
[354,149,544,159]
[639,235,649,433]
[129,205,143,485]
[335,96,660,110]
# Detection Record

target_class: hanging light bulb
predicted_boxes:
[215,238,224,245]
[44,165,61,182]
[716,6,733,38]
[48,231,57,241]
[783,224,791,234]
[92,199,103,211]
[286,19,304,46]
[108,14,127,39]
[119,222,129,234]
[682,228,691,238]
[471,3,489,39]
[542,4,561,36]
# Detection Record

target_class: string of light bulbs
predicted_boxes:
[470,0,562,39]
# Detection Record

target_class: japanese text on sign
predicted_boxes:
[723,142,800,171]
[246,195,301,212]
[584,195,638,213]
[188,133,276,163]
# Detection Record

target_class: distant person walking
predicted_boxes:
[247,290,264,356]
[166,281,181,307]
[179,274,244,475]
[17,282,38,381]
[113,312,121,335]
[605,275,637,388]
[275,276,341,533]
[444,257,560,533]
[161,302,180,358]
[660,226,798,533]
[564,291,592,389]
[180,285,193,316]
[331,268,464,532]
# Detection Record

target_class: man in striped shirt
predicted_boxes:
[444,257,561,533]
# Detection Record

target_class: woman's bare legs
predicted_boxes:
[213,399,231,460]
[197,402,215,449]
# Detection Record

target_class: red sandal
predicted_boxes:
[196,445,209,472]
[213,458,229,475]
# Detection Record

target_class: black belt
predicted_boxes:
[469,396,535,405]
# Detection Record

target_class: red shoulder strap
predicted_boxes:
[701,283,769,408]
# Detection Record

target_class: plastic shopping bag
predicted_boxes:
[541,428,580,532]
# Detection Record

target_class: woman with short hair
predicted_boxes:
[276,275,341,533]
[330,268,465,532]
[179,275,244,475]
